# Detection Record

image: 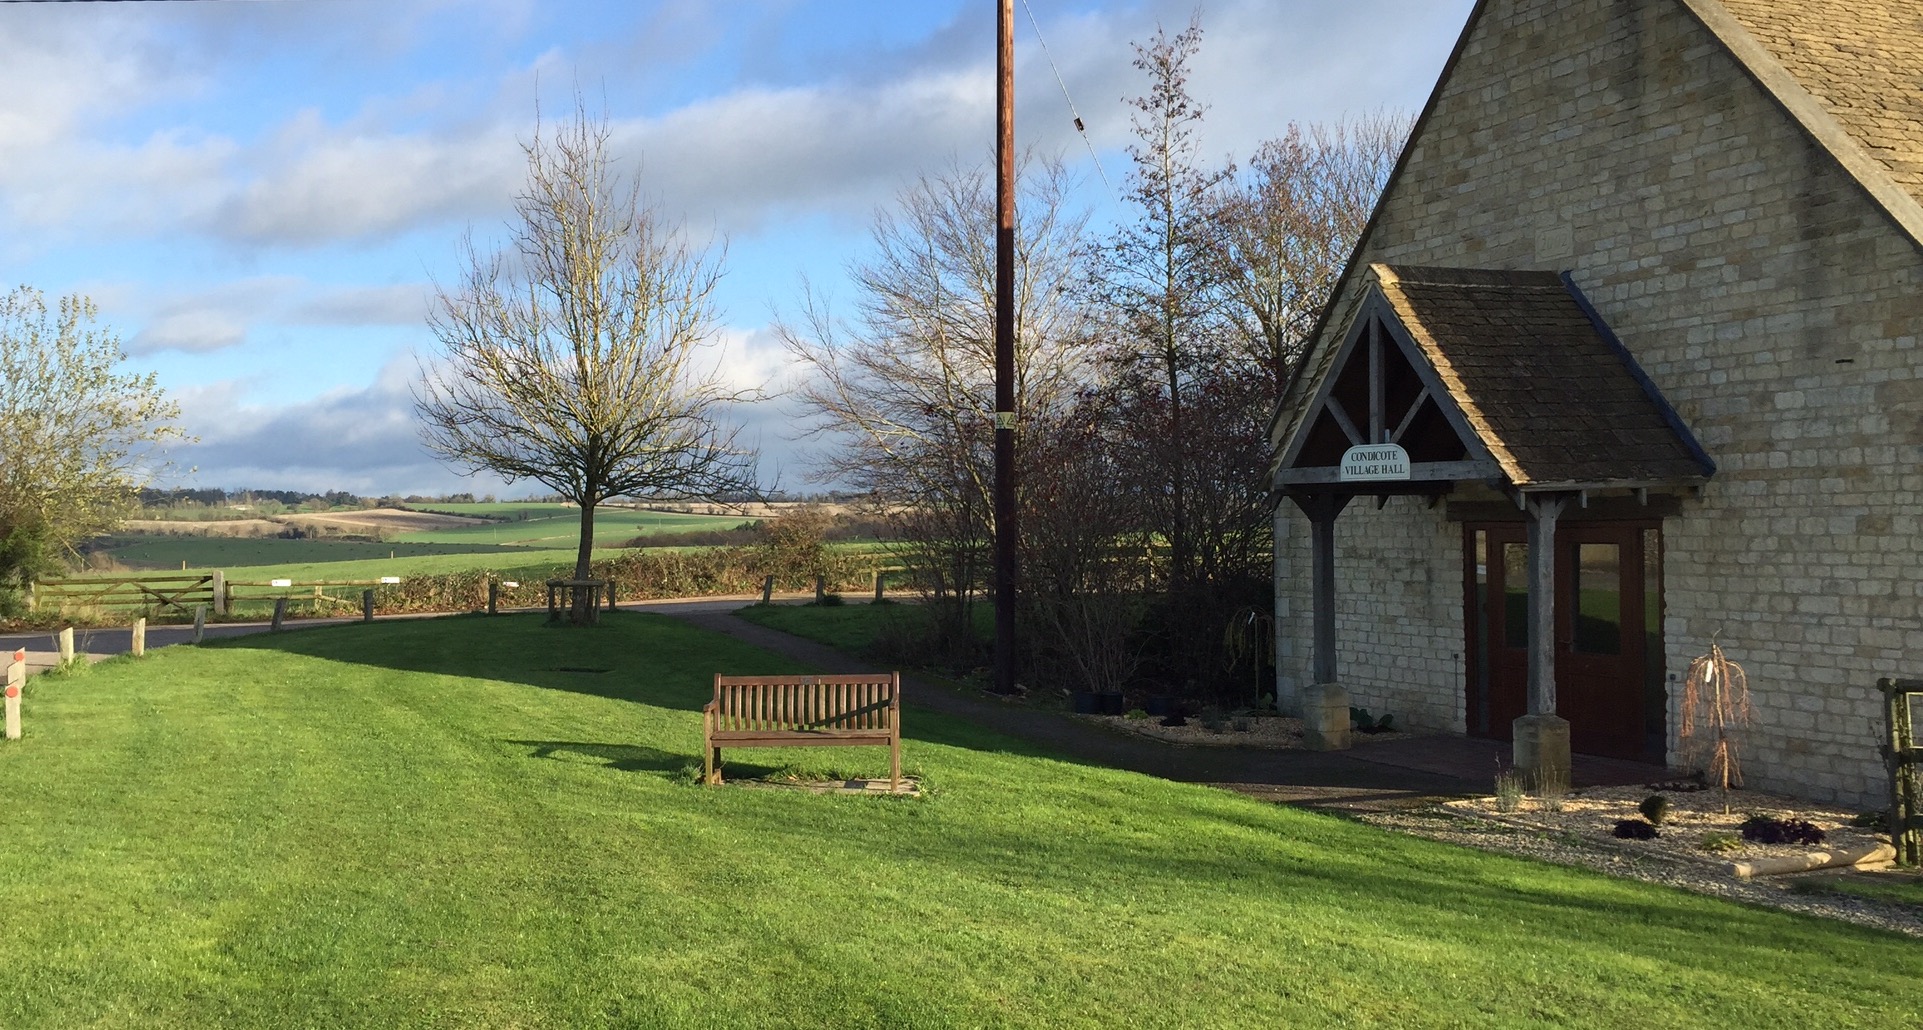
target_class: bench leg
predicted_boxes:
[891,743,901,794]
[705,747,722,785]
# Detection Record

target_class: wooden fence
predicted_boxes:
[223,578,402,613]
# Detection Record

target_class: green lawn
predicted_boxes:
[2,615,1917,1027]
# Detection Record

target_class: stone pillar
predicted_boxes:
[57,627,74,666]
[1513,492,1572,787]
[210,570,226,616]
[1291,492,1352,750]
[131,618,146,658]
[362,589,375,622]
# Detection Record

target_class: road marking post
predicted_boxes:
[132,618,146,658]
[192,604,206,644]
[57,627,74,666]
[5,649,23,740]
[271,597,287,632]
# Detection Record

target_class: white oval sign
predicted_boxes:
[1339,443,1411,481]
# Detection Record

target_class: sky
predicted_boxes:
[3,0,1477,498]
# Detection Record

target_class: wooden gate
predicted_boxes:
[1876,678,1921,866]
[33,575,218,615]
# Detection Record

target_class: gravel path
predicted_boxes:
[1354,806,1923,938]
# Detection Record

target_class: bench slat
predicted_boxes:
[704,672,902,787]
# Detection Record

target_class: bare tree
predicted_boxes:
[1095,14,1236,589]
[779,155,1096,660]
[417,109,754,619]
[1213,114,1410,395]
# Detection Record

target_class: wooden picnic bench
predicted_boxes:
[702,672,901,790]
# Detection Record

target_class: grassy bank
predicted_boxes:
[0,614,1915,1027]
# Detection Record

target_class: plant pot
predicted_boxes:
[1098,691,1126,716]
[1145,695,1173,717]
[1071,690,1100,714]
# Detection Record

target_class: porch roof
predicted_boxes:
[1271,264,1715,491]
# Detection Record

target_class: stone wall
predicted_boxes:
[1276,0,1923,805]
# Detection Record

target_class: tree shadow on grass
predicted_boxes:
[510,740,690,776]
[202,611,1073,771]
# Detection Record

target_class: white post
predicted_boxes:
[192,604,206,644]
[132,618,146,658]
[57,627,74,666]
[4,649,22,740]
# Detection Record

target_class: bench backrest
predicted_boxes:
[710,673,899,733]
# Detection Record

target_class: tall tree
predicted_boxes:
[0,287,183,591]
[417,109,755,618]
[1096,14,1234,587]
[1213,114,1409,396]
[778,156,1096,663]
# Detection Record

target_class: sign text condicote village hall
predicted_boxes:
[1339,444,1411,482]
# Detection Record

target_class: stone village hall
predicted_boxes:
[1269,0,1923,806]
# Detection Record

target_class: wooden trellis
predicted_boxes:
[1876,678,1922,867]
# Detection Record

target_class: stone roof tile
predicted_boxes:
[1715,0,1923,201]
[1373,265,1711,486]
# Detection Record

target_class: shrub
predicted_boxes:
[1850,810,1889,832]
[1738,815,1826,846]
[1639,794,1671,826]
[1493,766,1525,814]
[1123,708,1149,722]
[1699,831,1742,854]
[1612,819,1659,840]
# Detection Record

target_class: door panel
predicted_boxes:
[1465,521,1661,759]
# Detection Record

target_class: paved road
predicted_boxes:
[0,593,805,674]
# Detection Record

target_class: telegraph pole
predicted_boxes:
[992,0,1019,695]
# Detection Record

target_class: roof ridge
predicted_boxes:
[1677,0,1923,252]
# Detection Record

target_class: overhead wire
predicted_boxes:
[1018,0,1115,197]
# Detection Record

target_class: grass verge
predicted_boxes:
[0,614,1917,1027]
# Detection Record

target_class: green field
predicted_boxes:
[96,535,517,572]
[2,614,1918,1027]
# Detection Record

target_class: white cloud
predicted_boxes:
[129,309,250,356]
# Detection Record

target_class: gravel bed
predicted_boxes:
[1351,804,1923,939]
[1075,712,1407,749]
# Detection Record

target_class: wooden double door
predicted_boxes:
[1465,521,1665,761]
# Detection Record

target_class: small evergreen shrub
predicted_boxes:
[1123,708,1149,722]
[1639,794,1671,826]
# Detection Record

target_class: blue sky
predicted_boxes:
[3,0,1475,496]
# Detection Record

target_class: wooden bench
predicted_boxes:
[702,673,902,790]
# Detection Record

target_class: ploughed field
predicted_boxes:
[87,504,756,580]
[0,613,1916,1028]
